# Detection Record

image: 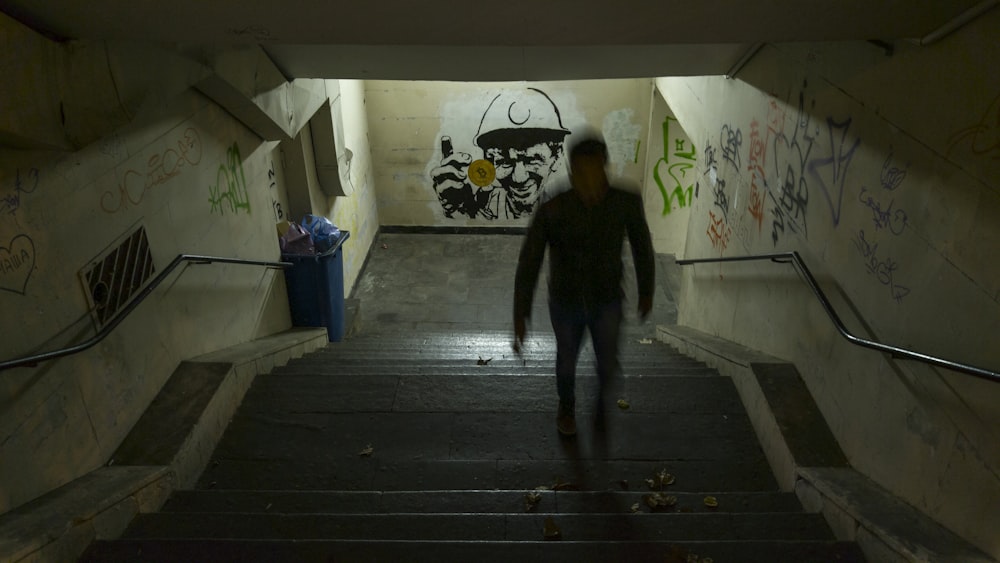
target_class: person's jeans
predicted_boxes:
[548,298,623,409]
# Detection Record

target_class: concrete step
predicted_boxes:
[238,373,746,414]
[268,364,719,377]
[195,458,780,493]
[80,538,866,563]
[161,489,807,514]
[117,511,836,542]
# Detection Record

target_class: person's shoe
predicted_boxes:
[557,402,577,437]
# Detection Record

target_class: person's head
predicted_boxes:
[568,136,609,206]
[475,89,570,215]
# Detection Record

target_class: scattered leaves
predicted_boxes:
[630,502,641,513]
[524,491,542,512]
[381,243,388,249]
[645,478,657,489]
[359,444,374,457]
[638,338,653,344]
[703,495,719,508]
[644,492,678,510]
[617,399,630,410]
[658,469,676,487]
[543,516,561,540]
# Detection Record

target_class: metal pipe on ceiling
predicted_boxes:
[919,0,998,45]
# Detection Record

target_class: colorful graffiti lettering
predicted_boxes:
[208,143,252,215]
[0,234,35,295]
[1,168,40,218]
[101,128,203,213]
[853,229,910,303]
[652,116,697,215]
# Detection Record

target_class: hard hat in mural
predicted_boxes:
[475,88,571,150]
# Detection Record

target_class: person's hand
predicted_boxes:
[431,136,473,215]
[638,295,653,321]
[513,316,527,354]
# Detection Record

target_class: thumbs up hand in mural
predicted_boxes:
[431,136,476,218]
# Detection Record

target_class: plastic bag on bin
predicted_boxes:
[301,214,341,254]
[279,222,315,255]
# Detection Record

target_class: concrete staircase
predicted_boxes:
[80,330,864,562]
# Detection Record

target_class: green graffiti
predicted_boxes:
[208,143,251,215]
[652,117,697,216]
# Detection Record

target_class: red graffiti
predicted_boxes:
[707,210,732,252]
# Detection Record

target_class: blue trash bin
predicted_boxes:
[282,231,350,342]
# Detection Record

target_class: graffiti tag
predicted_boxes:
[0,234,35,295]
[652,116,696,216]
[858,187,907,235]
[746,119,767,231]
[268,160,284,221]
[208,143,252,215]
[853,229,910,303]
[947,93,1000,160]
[880,150,908,191]
[101,128,203,213]
[707,210,732,252]
[1,168,40,217]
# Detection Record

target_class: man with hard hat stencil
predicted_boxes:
[432,88,570,220]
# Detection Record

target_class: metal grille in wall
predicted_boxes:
[79,224,156,330]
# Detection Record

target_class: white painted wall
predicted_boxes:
[365,79,653,227]
[323,79,380,294]
[657,10,1000,557]
[0,29,379,513]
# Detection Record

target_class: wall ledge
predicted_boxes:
[0,327,328,563]
[657,323,996,563]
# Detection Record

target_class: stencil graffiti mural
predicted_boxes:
[0,234,35,295]
[208,143,251,215]
[431,88,570,220]
[652,116,697,215]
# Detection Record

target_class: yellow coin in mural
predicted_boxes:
[467,159,496,187]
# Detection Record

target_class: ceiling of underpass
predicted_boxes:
[1,0,991,80]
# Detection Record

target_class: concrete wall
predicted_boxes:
[0,21,379,514]
[365,79,653,227]
[657,10,1000,557]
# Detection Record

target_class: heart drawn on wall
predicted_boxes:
[0,234,36,295]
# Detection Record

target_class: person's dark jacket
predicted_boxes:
[514,186,655,320]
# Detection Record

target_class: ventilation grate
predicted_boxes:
[80,224,156,329]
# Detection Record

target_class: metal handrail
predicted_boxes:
[676,251,999,383]
[0,254,291,372]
